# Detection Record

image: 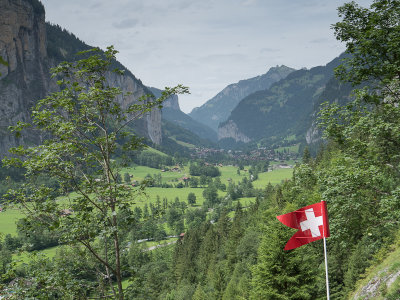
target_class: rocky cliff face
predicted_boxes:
[108,73,162,145]
[0,0,162,155]
[305,122,320,145]
[163,94,180,111]
[147,86,217,142]
[0,0,49,154]
[148,86,180,111]
[218,120,250,143]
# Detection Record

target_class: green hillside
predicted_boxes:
[190,65,295,131]
[162,107,218,142]
[221,54,346,144]
[149,87,218,142]
[350,240,400,299]
[161,119,215,150]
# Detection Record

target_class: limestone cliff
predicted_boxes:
[148,86,180,111]
[163,94,180,111]
[148,86,217,142]
[107,73,162,145]
[218,120,251,143]
[0,0,162,156]
[0,0,49,154]
[305,116,321,145]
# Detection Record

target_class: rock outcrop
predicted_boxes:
[351,247,400,300]
[305,120,320,144]
[218,120,251,143]
[0,0,49,154]
[0,0,162,156]
[108,72,162,145]
[163,94,180,111]
[148,86,217,142]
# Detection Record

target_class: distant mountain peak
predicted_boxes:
[189,65,296,131]
[148,86,218,142]
[218,54,348,146]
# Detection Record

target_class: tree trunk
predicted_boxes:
[113,214,124,300]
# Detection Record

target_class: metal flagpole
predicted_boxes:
[321,199,330,300]
[323,237,330,300]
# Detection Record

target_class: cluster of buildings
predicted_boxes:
[191,146,300,162]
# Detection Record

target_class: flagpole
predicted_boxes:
[323,237,330,300]
[277,200,330,299]
[321,200,330,300]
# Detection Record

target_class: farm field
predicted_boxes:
[12,245,61,265]
[218,165,249,184]
[270,159,297,166]
[0,208,24,236]
[252,168,293,188]
[0,164,294,238]
[121,165,189,183]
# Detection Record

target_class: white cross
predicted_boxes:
[300,208,323,237]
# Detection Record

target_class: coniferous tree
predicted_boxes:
[251,208,318,300]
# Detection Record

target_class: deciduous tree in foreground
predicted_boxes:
[3,46,188,299]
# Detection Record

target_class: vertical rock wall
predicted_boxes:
[109,72,162,145]
[0,0,49,154]
[0,0,162,156]
[218,120,251,143]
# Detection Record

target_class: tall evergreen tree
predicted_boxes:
[251,208,318,300]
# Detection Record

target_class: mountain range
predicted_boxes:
[218,54,349,146]
[0,0,212,156]
[189,65,295,132]
[0,0,356,155]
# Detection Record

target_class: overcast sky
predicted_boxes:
[40,0,373,113]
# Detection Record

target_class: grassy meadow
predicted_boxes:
[142,147,168,157]
[0,163,294,238]
[12,245,61,265]
[0,208,24,236]
[275,144,300,153]
[218,165,248,184]
[120,165,189,183]
[252,168,293,188]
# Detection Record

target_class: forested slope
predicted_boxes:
[123,137,400,299]
[218,55,345,144]
[125,1,400,298]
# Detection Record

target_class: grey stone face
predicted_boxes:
[0,0,162,156]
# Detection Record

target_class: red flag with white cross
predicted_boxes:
[277,201,330,250]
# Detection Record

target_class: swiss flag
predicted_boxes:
[277,201,330,250]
